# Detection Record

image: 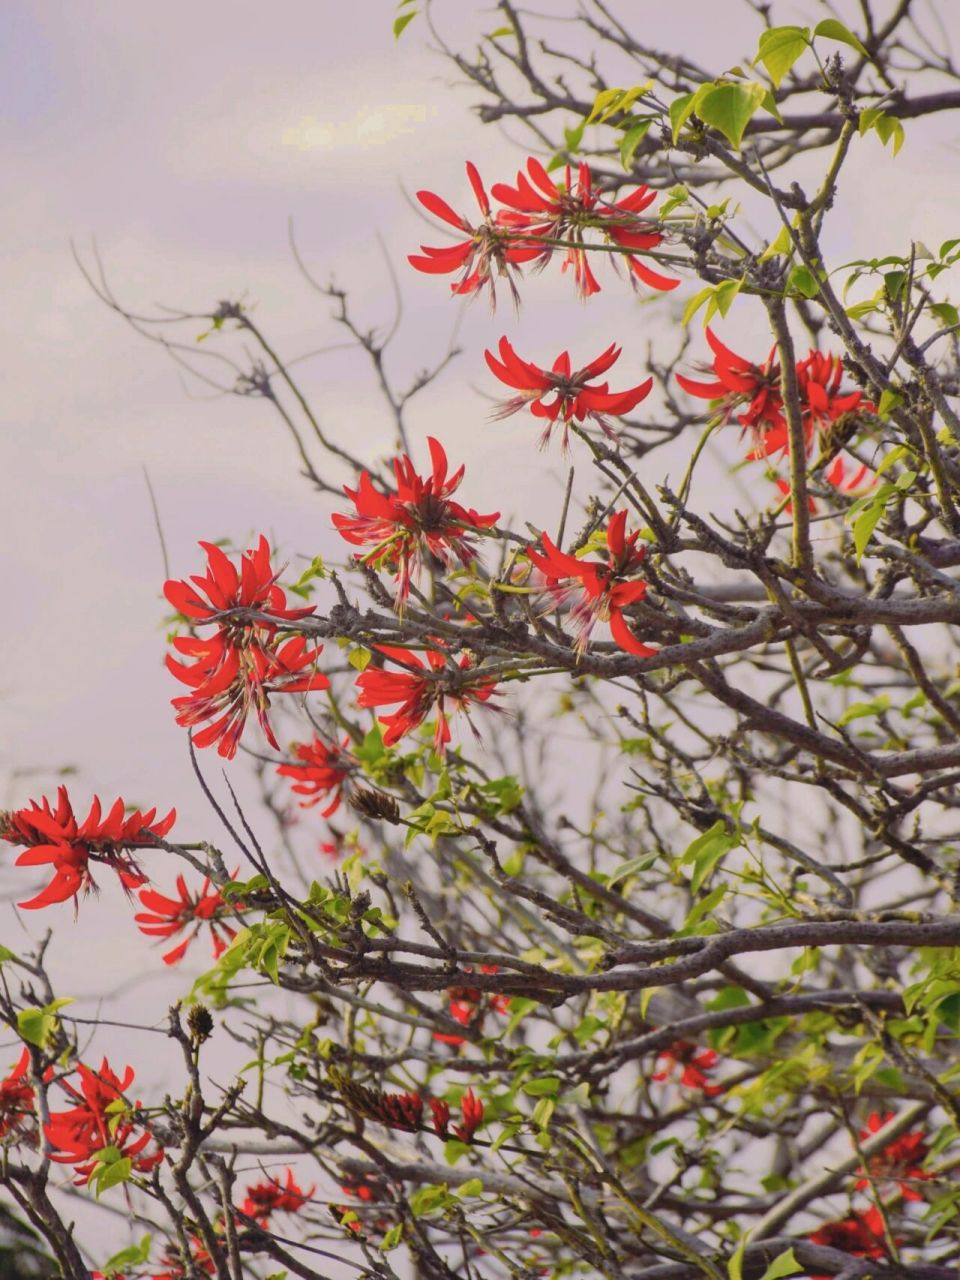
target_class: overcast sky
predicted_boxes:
[2,0,958,1266]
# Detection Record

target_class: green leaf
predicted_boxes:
[522,1076,561,1096]
[0,945,14,965]
[393,10,417,39]
[102,1235,152,1276]
[786,265,819,298]
[347,646,372,672]
[669,93,697,143]
[853,501,885,563]
[679,883,728,933]
[758,1246,801,1280]
[380,1224,404,1251]
[813,19,868,57]
[729,1237,746,1280]
[619,119,653,170]
[607,851,660,887]
[759,223,794,262]
[930,302,959,329]
[487,25,514,39]
[682,821,738,893]
[682,286,716,326]
[694,82,767,150]
[456,1177,484,1198]
[94,1155,133,1196]
[755,26,810,89]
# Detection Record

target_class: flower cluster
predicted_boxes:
[528,510,656,658]
[409,157,678,304]
[135,873,240,966]
[45,1058,162,1186]
[652,1041,724,1096]
[238,1168,314,1227]
[0,787,175,911]
[333,437,499,609]
[429,1088,485,1143]
[276,734,354,817]
[0,1049,36,1143]
[356,643,499,753]
[678,327,873,499]
[330,1070,483,1141]
[485,336,653,450]
[336,1172,392,1237]
[855,1110,931,1200]
[164,537,329,759]
[434,966,511,1046]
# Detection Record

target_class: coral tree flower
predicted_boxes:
[651,1041,724,1096]
[333,437,499,609]
[408,161,540,306]
[276,734,354,817]
[239,1169,314,1226]
[434,966,511,1046]
[855,1111,931,1200]
[0,1049,35,1142]
[356,644,499,753]
[0,787,175,911]
[45,1058,162,1186]
[527,510,656,657]
[429,1090,485,1142]
[485,336,653,449]
[490,156,679,297]
[808,1206,889,1275]
[135,873,239,966]
[164,537,328,760]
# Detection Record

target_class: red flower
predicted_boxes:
[429,1097,451,1136]
[490,156,679,297]
[276,735,354,817]
[0,1049,35,1141]
[676,327,782,441]
[485,336,653,450]
[527,510,656,657]
[239,1169,314,1226]
[164,537,329,759]
[434,966,511,1046]
[0,786,175,911]
[45,1058,163,1186]
[376,1089,424,1132]
[135,873,240,966]
[651,1041,723,1096]
[455,1089,484,1142]
[408,161,541,307]
[336,1173,392,1237]
[809,1206,889,1271]
[355,644,499,753]
[153,1237,216,1279]
[855,1111,931,1201]
[333,437,499,608]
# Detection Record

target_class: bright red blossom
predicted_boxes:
[485,336,653,449]
[491,156,679,297]
[0,786,175,911]
[164,537,329,760]
[276,734,354,817]
[239,1168,314,1226]
[0,1049,35,1141]
[333,437,499,608]
[809,1206,889,1273]
[652,1041,723,1096]
[45,1058,162,1186]
[434,966,511,1046]
[135,873,240,966]
[408,161,541,306]
[855,1111,931,1200]
[356,644,499,753]
[528,510,656,658]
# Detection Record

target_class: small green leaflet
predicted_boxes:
[695,82,767,150]
[755,27,810,89]
[813,19,869,58]
[681,820,739,892]
[757,1247,801,1280]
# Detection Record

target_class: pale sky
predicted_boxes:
[2,0,958,1266]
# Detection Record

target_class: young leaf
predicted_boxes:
[694,82,767,150]
[755,26,810,88]
[669,93,697,143]
[813,19,869,58]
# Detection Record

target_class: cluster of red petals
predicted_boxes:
[652,1041,724,1096]
[485,336,653,449]
[410,158,678,304]
[808,1205,888,1274]
[239,1168,314,1226]
[337,1173,392,1236]
[855,1111,931,1201]
[428,1089,485,1143]
[678,327,874,501]
[356,644,499,754]
[0,1049,35,1141]
[164,537,328,760]
[491,156,679,298]
[276,734,354,817]
[0,786,174,911]
[434,965,511,1046]
[408,161,542,306]
[45,1058,162,1186]
[528,510,656,658]
[135,873,239,966]
[152,1237,215,1279]
[333,437,499,608]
